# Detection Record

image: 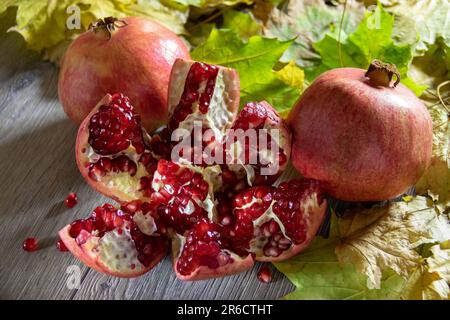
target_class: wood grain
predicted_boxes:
[0,29,295,299]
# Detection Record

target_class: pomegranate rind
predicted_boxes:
[167,59,240,138]
[174,254,254,281]
[59,224,168,278]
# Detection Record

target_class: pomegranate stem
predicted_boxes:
[365,59,400,88]
[88,17,128,39]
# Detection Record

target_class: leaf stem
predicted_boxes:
[338,0,348,67]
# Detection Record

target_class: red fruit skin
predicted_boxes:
[289,68,433,201]
[173,255,254,281]
[171,240,254,281]
[58,17,190,132]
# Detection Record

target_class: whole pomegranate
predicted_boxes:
[62,59,327,281]
[289,60,433,201]
[58,17,190,132]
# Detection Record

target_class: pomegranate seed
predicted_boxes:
[257,265,272,283]
[64,192,78,208]
[23,237,39,252]
[56,239,68,252]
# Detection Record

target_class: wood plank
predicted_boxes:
[0,31,295,299]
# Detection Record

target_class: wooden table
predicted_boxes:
[0,26,294,299]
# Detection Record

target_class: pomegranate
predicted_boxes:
[59,202,168,277]
[289,60,433,201]
[76,93,161,203]
[58,16,190,132]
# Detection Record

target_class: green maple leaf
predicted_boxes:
[191,29,300,112]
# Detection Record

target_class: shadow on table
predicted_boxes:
[0,119,83,215]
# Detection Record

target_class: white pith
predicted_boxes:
[176,70,234,143]
[84,144,151,199]
[247,199,291,255]
[96,228,142,273]
[133,212,157,236]
[226,141,256,186]
[235,192,321,256]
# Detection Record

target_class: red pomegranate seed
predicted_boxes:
[257,265,272,283]
[64,192,78,208]
[23,237,39,252]
[56,239,68,252]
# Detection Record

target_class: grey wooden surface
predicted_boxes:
[0,26,295,299]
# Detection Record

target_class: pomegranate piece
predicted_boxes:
[173,219,253,280]
[59,202,168,277]
[230,179,327,262]
[64,192,78,208]
[257,265,272,283]
[289,60,433,201]
[58,16,190,132]
[76,94,162,203]
[167,59,240,143]
[23,237,39,252]
[224,101,291,187]
[69,59,327,281]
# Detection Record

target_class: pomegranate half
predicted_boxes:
[289,60,433,201]
[58,17,190,132]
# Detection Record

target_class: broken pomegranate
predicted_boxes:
[58,17,190,132]
[59,202,168,277]
[67,58,327,281]
[76,93,161,203]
